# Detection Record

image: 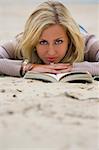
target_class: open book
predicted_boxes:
[24,71,93,83]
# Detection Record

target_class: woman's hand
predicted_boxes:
[30,63,73,74]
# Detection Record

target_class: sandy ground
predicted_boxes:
[0,77,99,150]
[0,1,99,150]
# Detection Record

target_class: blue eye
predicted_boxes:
[39,40,48,45]
[55,40,63,45]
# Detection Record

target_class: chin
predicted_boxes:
[42,60,49,64]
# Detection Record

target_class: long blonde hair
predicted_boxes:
[16,0,84,63]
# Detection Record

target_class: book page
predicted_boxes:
[24,71,59,82]
[45,72,68,81]
[24,71,93,83]
[58,71,93,83]
[56,72,68,80]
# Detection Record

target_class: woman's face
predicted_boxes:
[36,24,69,64]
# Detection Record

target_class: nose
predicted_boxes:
[47,44,56,56]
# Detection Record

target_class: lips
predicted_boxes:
[47,57,56,63]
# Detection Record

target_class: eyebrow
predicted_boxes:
[39,37,64,41]
[55,37,64,40]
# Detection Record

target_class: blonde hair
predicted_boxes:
[16,0,84,63]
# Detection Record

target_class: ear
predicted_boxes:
[33,47,37,51]
[32,48,42,64]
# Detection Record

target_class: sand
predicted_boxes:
[0,1,99,150]
[0,77,99,150]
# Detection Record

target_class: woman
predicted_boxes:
[0,0,99,77]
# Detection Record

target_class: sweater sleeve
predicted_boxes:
[72,34,99,76]
[72,61,99,76]
[84,34,99,61]
[0,58,22,76]
[0,39,23,77]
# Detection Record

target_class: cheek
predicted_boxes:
[64,41,68,50]
[59,44,68,55]
[59,49,67,58]
[36,46,46,57]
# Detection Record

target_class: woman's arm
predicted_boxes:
[72,61,99,76]
[0,40,23,77]
[72,34,99,76]
[0,58,22,76]
[84,34,99,62]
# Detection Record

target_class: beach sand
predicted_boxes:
[0,1,99,150]
[0,77,99,150]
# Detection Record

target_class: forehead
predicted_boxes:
[40,24,66,39]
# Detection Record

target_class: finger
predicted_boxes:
[41,68,59,74]
[55,67,73,74]
[32,66,58,74]
[47,65,71,70]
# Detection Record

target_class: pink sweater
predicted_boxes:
[0,34,99,77]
